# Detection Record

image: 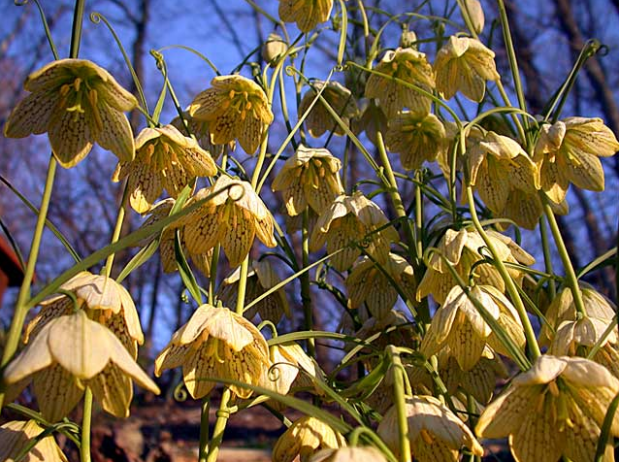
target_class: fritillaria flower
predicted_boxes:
[4,59,137,168]
[271,145,344,216]
[262,32,288,64]
[21,271,147,418]
[365,47,435,118]
[278,0,333,33]
[434,36,499,102]
[466,131,541,228]
[309,191,399,271]
[421,285,526,370]
[0,420,67,462]
[4,311,159,422]
[346,253,417,319]
[272,416,346,462]
[377,395,484,461]
[534,117,619,203]
[417,228,535,304]
[353,99,387,146]
[181,176,277,267]
[219,260,290,323]
[476,355,619,462]
[136,199,212,276]
[298,81,359,137]
[188,75,273,154]
[310,447,387,462]
[385,111,447,170]
[154,304,270,399]
[113,124,217,213]
[460,0,485,34]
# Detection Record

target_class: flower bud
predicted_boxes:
[262,32,287,64]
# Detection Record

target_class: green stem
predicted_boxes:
[198,396,210,461]
[102,183,129,278]
[541,194,586,318]
[495,79,527,147]
[389,347,411,462]
[539,216,556,300]
[301,209,315,358]
[595,394,619,462]
[495,0,529,135]
[375,132,417,265]
[465,186,541,359]
[80,387,93,462]
[206,389,231,462]
[0,159,57,410]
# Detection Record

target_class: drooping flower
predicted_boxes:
[377,395,484,461]
[278,0,333,33]
[136,199,212,276]
[219,259,290,323]
[4,311,160,422]
[417,228,535,304]
[434,36,499,102]
[113,124,217,213]
[4,59,137,168]
[154,304,270,399]
[298,81,359,137]
[181,176,277,267]
[0,420,67,462]
[188,75,273,154]
[534,117,619,203]
[365,47,435,118]
[310,447,387,462]
[476,355,619,462]
[466,130,542,228]
[346,253,417,319]
[20,271,147,418]
[353,99,388,146]
[385,111,447,170]
[421,285,526,370]
[309,191,399,271]
[272,145,344,216]
[272,416,347,461]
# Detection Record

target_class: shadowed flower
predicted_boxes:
[272,145,344,216]
[299,81,359,137]
[136,199,212,276]
[272,416,347,461]
[278,0,333,33]
[181,176,277,267]
[4,311,159,422]
[434,36,499,102]
[346,253,417,319]
[21,271,147,418]
[188,75,273,154]
[310,447,387,462]
[365,47,435,118]
[417,228,535,304]
[421,285,526,370]
[113,124,217,213]
[466,130,541,228]
[154,304,270,399]
[534,117,619,203]
[309,191,399,271]
[4,59,137,168]
[0,420,67,462]
[378,395,483,461]
[476,355,619,462]
[353,99,388,146]
[385,111,447,170]
[219,260,290,323]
